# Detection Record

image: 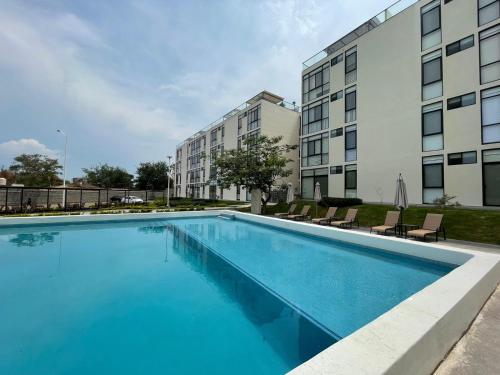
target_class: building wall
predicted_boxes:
[300,0,500,206]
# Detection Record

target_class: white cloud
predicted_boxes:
[0,138,59,160]
[0,3,190,143]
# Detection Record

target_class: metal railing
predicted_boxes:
[302,0,419,70]
[0,186,170,214]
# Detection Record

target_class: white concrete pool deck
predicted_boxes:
[1,210,499,375]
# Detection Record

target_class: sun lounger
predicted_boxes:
[331,208,359,229]
[274,203,297,218]
[370,211,400,235]
[287,205,311,221]
[407,213,445,242]
[312,207,338,225]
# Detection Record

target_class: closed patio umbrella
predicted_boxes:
[286,182,294,205]
[394,173,408,227]
[314,182,322,217]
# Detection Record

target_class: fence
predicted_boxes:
[0,186,171,214]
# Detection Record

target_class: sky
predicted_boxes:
[0,0,393,178]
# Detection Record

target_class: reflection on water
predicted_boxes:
[8,232,59,248]
[137,225,166,235]
[169,224,336,368]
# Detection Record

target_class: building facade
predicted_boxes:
[300,0,500,206]
[175,91,300,200]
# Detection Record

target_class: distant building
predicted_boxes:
[175,91,300,200]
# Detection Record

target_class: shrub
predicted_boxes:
[319,197,363,208]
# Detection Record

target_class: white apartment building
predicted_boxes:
[175,91,300,201]
[300,0,500,206]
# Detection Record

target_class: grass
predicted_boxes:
[242,201,500,245]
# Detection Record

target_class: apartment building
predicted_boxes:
[175,91,300,200]
[300,0,500,206]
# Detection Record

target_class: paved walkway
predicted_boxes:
[434,285,500,375]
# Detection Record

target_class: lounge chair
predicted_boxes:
[274,203,297,218]
[370,211,400,235]
[407,213,445,242]
[287,205,311,221]
[331,208,359,229]
[312,207,338,225]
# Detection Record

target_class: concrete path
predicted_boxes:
[434,285,500,375]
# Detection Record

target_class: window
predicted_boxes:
[422,155,444,204]
[481,86,500,144]
[480,25,500,85]
[345,85,356,122]
[447,92,476,110]
[331,127,343,138]
[247,105,261,131]
[345,124,357,162]
[303,63,330,103]
[345,47,357,85]
[421,0,441,50]
[345,164,357,198]
[236,185,240,201]
[448,151,477,165]
[479,0,499,26]
[238,116,243,135]
[302,98,329,135]
[301,168,328,199]
[422,49,443,100]
[301,132,329,167]
[330,165,343,174]
[330,90,343,102]
[483,148,500,206]
[446,35,474,56]
[210,129,217,146]
[422,102,443,151]
[331,54,343,66]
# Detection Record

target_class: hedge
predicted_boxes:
[319,197,363,208]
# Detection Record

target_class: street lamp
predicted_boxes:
[57,129,68,208]
[167,155,172,208]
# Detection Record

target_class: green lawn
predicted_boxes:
[244,201,500,245]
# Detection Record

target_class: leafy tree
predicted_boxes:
[0,169,16,185]
[9,154,62,187]
[135,161,173,190]
[209,135,297,212]
[82,164,133,188]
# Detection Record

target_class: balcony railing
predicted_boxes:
[302,0,419,70]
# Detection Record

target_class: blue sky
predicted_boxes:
[0,0,392,178]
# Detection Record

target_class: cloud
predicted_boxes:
[0,139,59,161]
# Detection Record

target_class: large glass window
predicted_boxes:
[481,86,500,144]
[421,0,441,51]
[210,129,217,146]
[302,98,329,135]
[345,124,357,162]
[479,0,499,26]
[480,25,500,85]
[483,148,500,206]
[301,132,329,167]
[422,155,444,204]
[247,105,261,131]
[345,85,356,123]
[345,164,357,198]
[301,168,328,199]
[302,63,330,103]
[345,47,357,85]
[422,102,443,151]
[422,49,443,101]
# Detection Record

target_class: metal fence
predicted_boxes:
[0,186,170,214]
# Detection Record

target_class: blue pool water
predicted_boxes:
[0,216,455,374]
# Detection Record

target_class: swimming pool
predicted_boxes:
[0,212,498,375]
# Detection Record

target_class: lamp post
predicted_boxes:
[57,129,68,207]
[167,155,172,208]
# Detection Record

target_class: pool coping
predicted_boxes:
[1,210,499,375]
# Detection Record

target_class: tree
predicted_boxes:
[82,164,133,188]
[9,154,62,187]
[209,135,297,213]
[135,161,173,190]
[0,169,16,185]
